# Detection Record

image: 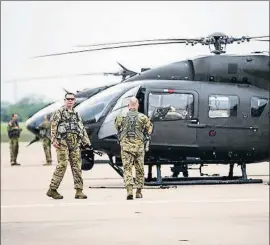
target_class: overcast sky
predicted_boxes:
[1,1,269,103]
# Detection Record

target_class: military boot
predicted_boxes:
[12,163,20,166]
[126,185,133,200]
[11,160,20,166]
[46,189,63,199]
[75,189,87,199]
[43,162,52,166]
[136,188,143,198]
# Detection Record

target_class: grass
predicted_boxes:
[1,122,35,142]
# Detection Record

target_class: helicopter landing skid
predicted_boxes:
[106,157,263,186]
[144,162,263,186]
[108,155,124,177]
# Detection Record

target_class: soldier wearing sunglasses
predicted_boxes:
[46,93,92,199]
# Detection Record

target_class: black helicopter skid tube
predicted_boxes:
[108,155,124,177]
[106,156,263,186]
[144,162,263,186]
[144,176,263,186]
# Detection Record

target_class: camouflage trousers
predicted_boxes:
[49,140,83,190]
[42,138,52,164]
[121,149,145,189]
[9,138,19,164]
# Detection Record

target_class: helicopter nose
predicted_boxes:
[25,115,43,136]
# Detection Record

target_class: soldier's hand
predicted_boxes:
[53,141,60,149]
[84,144,93,151]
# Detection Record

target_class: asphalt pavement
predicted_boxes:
[1,142,269,245]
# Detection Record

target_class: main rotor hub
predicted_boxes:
[205,32,229,55]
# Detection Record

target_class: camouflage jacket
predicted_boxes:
[50,106,91,147]
[114,109,153,153]
[7,120,22,138]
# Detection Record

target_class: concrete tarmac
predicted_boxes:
[1,142,269,245]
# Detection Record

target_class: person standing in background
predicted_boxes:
[7,113,22,166]
[39,115,52,166]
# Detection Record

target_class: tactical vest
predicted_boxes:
[120,110,145,141]
[39,128,47,138]
[56,107,81,139]
[40,127,51,139]
[7,121,21,138]
[39,121,50,138]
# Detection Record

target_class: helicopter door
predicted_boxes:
[145,88,199,149]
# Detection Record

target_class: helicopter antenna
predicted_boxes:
[32,32,269,58]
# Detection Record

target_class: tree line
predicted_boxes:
[1,96,52,122]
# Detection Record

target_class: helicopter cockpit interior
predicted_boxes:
[148,92,194,121]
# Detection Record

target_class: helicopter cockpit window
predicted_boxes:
[76,90,119,122]
[103,86,142,124]
[112,86,141,112]
[74,97,86,106]
[251,97,268,117]
[75,82,140,123]
[208,95,239,118]
[148,92,194,120]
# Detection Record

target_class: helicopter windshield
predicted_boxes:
[75,82,142,122]
[30,100,64,119]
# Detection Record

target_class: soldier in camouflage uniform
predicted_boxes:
[39,115,52,166]
[7,114,22,166]
[46,93,92,199]
[115,97,153,200]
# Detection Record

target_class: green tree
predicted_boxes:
[1,95,52,122]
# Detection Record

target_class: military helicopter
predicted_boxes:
[26,32,270,185]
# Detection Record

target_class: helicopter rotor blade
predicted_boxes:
[32,33,270,58]
[232,35,270,42]
[117,62,138,76]
[247,35,270,39]
[32,40,188,58]
[253,39,270,42]
[75,38,200,48]
[117,62,129,71]
[4,72,121,83]
[63,88,70,93]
